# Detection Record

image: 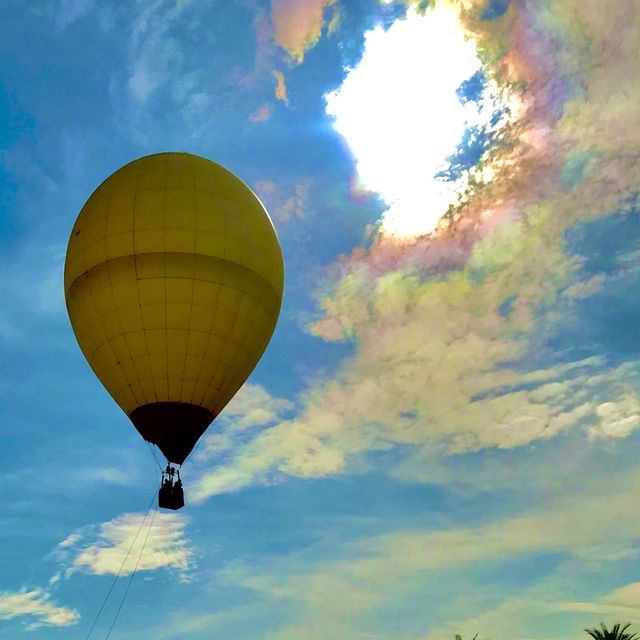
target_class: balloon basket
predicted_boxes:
[159,465,185,510]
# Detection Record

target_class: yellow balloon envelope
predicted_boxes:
[64,152,284,464]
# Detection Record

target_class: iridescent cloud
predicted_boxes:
[271,0,338,62]
[194,0,640,499]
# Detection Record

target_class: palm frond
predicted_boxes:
[585,622,638,640]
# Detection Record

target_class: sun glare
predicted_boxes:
[325,3,492,238]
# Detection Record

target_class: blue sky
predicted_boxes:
[1,0,640,638]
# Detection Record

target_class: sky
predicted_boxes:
[0,0,639,638]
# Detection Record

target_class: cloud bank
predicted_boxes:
[191,0,640,501]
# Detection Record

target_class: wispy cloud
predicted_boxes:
[249,103,272,123]
[52,0,96,31]
[559,582,640,622]
[55,511,192,580]
[216,463,640,639]
[193,384,294,491]
[0,588,79,629]
[127,0,193,105]
[254,180,309,223]
[0,237,67,343]
[217,383,294,432]
[72,465,143,487]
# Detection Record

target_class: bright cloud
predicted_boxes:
[58,511,192,579]
[325,4,501,237]
[589,394,640,440]
[0,588,79,629]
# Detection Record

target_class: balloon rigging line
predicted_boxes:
[145,440,164,473]
[104,504,158,640]
[83,491,156,640]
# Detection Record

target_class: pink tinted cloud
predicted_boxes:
[271,0,336,62]
[273,69,288,102]
[249,103,272,122]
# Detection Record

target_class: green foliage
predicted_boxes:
[452,623,638,640]
[585,623,638,640]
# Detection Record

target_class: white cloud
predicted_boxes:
[589,394,640,440]
[57,511,192,580]
[217,384,294,431]
[325,4,510,237]
[57,532,82,549]
[0,588,79,629]
[194,384,294,463]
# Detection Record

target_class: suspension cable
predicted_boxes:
[104,504,158,639]
[83,491,156,640]
[145,440,164,472]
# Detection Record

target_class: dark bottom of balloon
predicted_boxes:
[129,402,215,464]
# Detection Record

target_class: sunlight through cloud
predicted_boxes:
[325,3,494,237]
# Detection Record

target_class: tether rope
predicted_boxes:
[104,504,158,639]
[83,491,156,640]
[145,440,164,472]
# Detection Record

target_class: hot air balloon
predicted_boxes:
[64,152,284,509]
